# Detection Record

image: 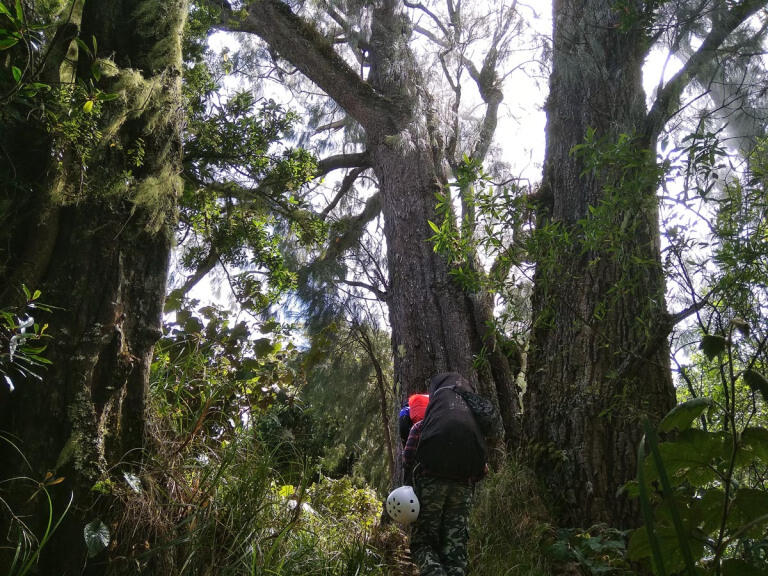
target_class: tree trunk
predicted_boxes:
[219,0,521,443]
[0,1,186,572]
[523,0,675,528]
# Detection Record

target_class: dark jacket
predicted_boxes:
[402,419,423,485]
[414,372,488,482]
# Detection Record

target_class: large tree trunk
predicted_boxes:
[219,0,521,442]
[0,1,186,572]
[523,0,675,528]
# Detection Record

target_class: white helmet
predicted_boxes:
[386,485,420,524]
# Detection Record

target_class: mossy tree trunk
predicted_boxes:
[0,0,186,572]
[524,0,765,528]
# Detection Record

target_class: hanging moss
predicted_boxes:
[131,165,182,233]
[134,0,187,69]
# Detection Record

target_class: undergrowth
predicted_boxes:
[469,458,554,576]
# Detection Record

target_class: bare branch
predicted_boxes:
[216,0,404,130]
[316,151,371,177]
[321,167,367,219]
[170,246,220,299]
[341,279,388,301]
[314,119,347,133]
[644,0,767,141]
[403,0,451,39]
[322,192,382,262]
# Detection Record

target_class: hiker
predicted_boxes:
[402,372,502,576]
[398,392,429,446]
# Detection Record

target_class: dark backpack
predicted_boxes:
[415,384,487,481]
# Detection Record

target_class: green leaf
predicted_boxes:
[700,334,727,360]
[658,398,712,433]
[743,370,768,403]
[76,37,92,57]
[0,35,19,50]
[628,523,703,575]
[643,420,697,576]
[14,0,22,21]
[0,3,14,18]
[689,488,725,534]
[636,434,667,576]
[741,427,768,462]
[11,65,21,83]
[253,337,273,357]
[727,488,768,538]
[427,220,440,234]
[83,519,110,558]
[645,429,724,485]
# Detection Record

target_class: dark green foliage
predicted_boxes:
[176,6,322,311]
[302,320,395,495]
[0,286,51,391]
[545,526,633,575]
[629,319,768,574]
[256,396,337,484]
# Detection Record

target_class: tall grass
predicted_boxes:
[469,458,554,576]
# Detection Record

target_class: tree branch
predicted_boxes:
[216,0,404,130]
[341,279,387,301]
[323,191,381,262]
[316,151,371,177]
[403,0,451,39]
[321,167,367,219]
[644,0,767,141]
[169,245,220,300]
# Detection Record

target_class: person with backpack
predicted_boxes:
[402,371,502,576]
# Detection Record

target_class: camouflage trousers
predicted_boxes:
[410,475,473,576]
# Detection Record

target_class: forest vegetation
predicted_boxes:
[1,0,768,574]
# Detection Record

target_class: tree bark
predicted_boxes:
[0,1,186,572]
[524,0,675,528]
[524,0,768,529]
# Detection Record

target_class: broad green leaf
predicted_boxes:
[83,99,94,113]
[727,488,768,538]
[741,427,768,462]
[427,220,440,234]
[688,488,725,535]
[743,370,768,403]
[0,3,14,18]
[83,519,110,558]
[11,65,21,83]
[0,35,19,50]
[644,429,724,485]
[643,421,697,576]
[658,398,712,433]
[700,334,727,360]
[253,337,273,357]
[628,524,703,575]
